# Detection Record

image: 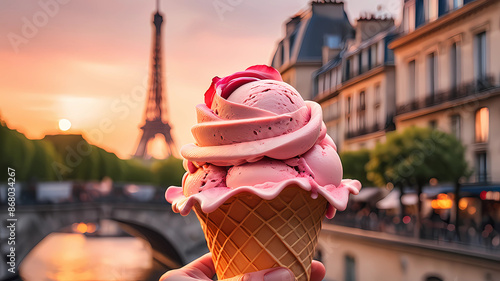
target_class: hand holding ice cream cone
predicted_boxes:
[159,253,326,281]
[166,65,361,281]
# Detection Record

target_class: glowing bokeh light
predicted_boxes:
[76,223,88,233]
[431,193,453,209]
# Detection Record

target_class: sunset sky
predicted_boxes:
[0,0,401,159]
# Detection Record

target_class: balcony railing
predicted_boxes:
[346,122,385,139]
[396,76,497,115]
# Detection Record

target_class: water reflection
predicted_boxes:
[20,233,155,281]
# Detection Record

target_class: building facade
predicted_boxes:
[390,0,500,183]
[312,17,398,151]
[271,0,354,101]
[319,224,500,281]
[269,1,500,280]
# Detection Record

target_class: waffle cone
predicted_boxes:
[193,186,328,281]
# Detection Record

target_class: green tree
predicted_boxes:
[27,140,59,181]
[97,149,125,181]
[1,120,183,186]
[340,149,374,187]
[0,122,36,181]
[43,134,99,181]
[151,157,185,187]
[366,126,470,237]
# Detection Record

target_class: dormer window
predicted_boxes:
[325,34,341,49]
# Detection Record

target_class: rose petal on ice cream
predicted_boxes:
[204,76,221,108]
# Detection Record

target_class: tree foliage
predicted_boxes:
[151,157,185,187]
[0,121,184,186]
[340,149,374,187]
[366,126,470,188]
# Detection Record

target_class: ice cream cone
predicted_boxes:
[193,186,328,281]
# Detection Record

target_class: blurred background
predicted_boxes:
[1,0,499,280]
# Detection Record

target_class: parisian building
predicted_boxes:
[272,0,499,184]
[271,0,354,101]
[313,16,398,152]
[390,0,500,184]
[272,2,500,278]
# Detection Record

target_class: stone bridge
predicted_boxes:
[0,182,208,281]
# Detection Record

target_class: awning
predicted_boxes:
[352,187,386,202]
[460,184,500,195]
[376,189,418,210]
[422,185,454,197]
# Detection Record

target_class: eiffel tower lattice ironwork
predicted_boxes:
[134,1,176,158]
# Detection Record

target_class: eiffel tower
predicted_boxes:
[134,0,176,158]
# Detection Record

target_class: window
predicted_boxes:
[345,58,351,81]
[372,43,378,66]
[374,84,381,105]
[408,60,416,101]
[425,0,438,22]
[404,3,416,33]
[451,114,461,140]
[345,255,356,281]
[359,91,366,130]
[429,120,437,129]
[451,0,463,9]
[476,152,488,182]
[374,85,381,127]
[346,96,352,134]
[359,91,366,110]
[450,42,460,89]
[347,96,352,114]
[289,33,296,60]
[475,32,487,80]
[325,34,341,49]
[368,47,372,70]
[427,53,437,97]
[358,53,363,75]
[475,107,489,142]
[374,106,380,128]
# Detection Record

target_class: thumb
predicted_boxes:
[222,268,294,281]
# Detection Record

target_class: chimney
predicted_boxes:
[311,0,346,19]
[355,15,394,42]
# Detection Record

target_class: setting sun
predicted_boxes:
[59,119,72,131]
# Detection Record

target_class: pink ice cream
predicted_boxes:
[166,65,361,219]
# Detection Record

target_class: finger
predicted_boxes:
[159,253,215,281]
[183,253,216,279]
[222,267,294,281]
[310,261,326,281]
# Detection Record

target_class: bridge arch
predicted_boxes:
[0,202,208,280]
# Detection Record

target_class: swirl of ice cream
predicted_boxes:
[166,65,361,218]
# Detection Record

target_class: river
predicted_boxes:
[19,232,168,281]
